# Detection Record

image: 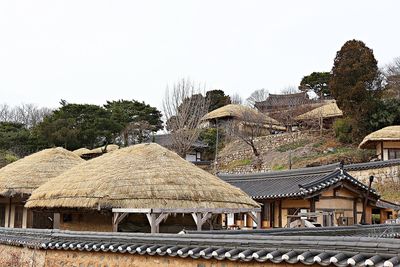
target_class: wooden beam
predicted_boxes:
[112,212,128,232]
[112,207,261,214]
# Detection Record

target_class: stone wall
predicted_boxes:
[348,165,400,185]
[0,244,320,267]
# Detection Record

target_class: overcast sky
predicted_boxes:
[0,0,399,110]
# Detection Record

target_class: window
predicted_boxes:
[388,149,400,160]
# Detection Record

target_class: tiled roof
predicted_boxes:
[153,134,208,149]
[1,228,400,266]
[187,224,400,238]
[344,159,400,171]
[255,92,311,109]
[219,164,378,199]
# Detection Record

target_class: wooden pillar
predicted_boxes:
[278,200,282,228]
[353,198,358,225]
[22,208,28,229]
[4,202,10,228]
[310,198,316,212]
[53,213,60,229]
[9,204,15,228]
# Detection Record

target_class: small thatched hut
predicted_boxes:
[0,148,84,229]
[201,104,285,132]
[295,100,343,129]
[26,143,260,233]
[359,126,400,160]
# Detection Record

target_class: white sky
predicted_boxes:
[0,1,399,110]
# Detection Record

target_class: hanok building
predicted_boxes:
[295,100,343,129]
[26,143,260,233]
[153,134,208,163]
[255,92,311,113]
[219,163,389,228]
[201,104,285,133]
[359,125,400,160]
[0,148,84,229]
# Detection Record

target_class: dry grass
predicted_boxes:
[0,147,84,196]
[26,143,259,210]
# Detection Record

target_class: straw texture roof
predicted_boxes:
[0,148,84,197]
[296,101,343,121]
[202,104,280,125]
[26,143,259,210]
[72,148,91,156]
[359,126,400,149]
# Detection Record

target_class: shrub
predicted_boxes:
[333,118,353,143]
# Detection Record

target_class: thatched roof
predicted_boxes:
[296,101,343,121]
[202,104,280,125]
[0,148,84,197]
[26,143,259,210]
[359,126,400,149]
[72,148,91,157]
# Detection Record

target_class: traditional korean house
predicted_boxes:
[295,100,343,129]
[26,143,260,233]
[219,163,387,228]
[0,148,84,229]
[255,92,311,113]
[201,104,285,133]
[359,126,400,160]
[153,133,208,163]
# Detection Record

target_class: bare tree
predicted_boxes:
[163,79,209,158]
[246,89,269,107]
[226,109,269,170]
[230,93,243,104]
[0,103,52,128]
[280,86,300,95]
[384,57,400,99]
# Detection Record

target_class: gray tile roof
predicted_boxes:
[1,228,400,266]
[187,224,400,238]
[218,164,378,199]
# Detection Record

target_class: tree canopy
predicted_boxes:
[299,72,331,97]
[205,90,231,112]
[104,100,163,145]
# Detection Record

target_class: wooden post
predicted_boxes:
[53,213,60,229]
[278,200,282,228]
[353,198,358,225]
[22,208,28,229]
[146,213,169,234]
[9,204,15,228]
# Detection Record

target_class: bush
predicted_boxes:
[333,118,353,143]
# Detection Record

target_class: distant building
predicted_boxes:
[201,104,285,133]
[359,126,400,160]
[153,134,208,162]
[255,92,311,113]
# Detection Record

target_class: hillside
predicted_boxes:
[216,131,374,173]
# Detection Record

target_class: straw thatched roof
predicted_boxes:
[359,126,400,149]
[202,104,280,125]
[296,101,343,121]
[26,143,259,210]
[0,148,84,197]
[72,148,91,157]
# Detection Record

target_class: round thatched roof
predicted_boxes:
[359,126,400,149]
[0,148,84,197]
[26,143,259,210]
[202,104,280,125]
[296,101,343,121]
